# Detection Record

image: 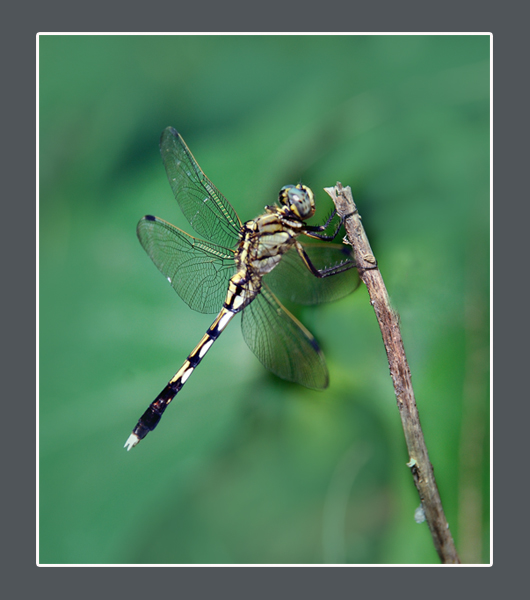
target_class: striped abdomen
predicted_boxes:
[124,307,236,450]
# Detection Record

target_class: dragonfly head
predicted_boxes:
[279,184,316,220]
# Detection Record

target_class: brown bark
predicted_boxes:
[325,183,460,564]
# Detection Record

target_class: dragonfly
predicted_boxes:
[124,127,359,450]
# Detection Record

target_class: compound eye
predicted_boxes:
[278,184,315,218]
[279,185,295,205]
[295,185,316,218]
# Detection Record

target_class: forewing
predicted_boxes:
[160,127,242,247]
[241,284,328,390]
[137,215,235,314]
[264,243,360,305]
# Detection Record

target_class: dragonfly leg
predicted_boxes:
[294,240,355,279]
[303,210,344,241]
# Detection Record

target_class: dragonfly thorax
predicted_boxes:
[236,210,301,277]
[226,207,304,313]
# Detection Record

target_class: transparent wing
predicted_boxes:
[241,283,328,390]
[264,243,360,305]
[160,127,242,248]
[137,215,235,314]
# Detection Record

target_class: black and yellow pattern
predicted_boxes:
[125,128,359,450]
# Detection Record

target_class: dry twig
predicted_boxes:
[325,182,460,564]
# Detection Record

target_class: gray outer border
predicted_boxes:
[11,0,519,596]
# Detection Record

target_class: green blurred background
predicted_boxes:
[39,34,490,564]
